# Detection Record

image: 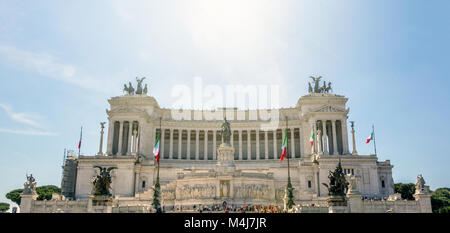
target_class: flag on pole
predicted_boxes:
[310,130,315,147]
[366,131,374,144]
[78,126,82,155]
[280,130,288,162]
[153,132,160,164]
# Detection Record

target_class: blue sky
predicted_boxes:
[1,0,449,208]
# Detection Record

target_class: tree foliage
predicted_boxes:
[36,185,61,201]
[5,185,61,205]
[431,188,450,213]
[394,183,415,200]
[0,202,10,212]
[5,189,23,205]
[286,176,295,209]
[152,176,161,212]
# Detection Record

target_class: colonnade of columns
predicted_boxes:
[153,127,305,161]
[311,119,349,155]
[109,120,142,156]
[106,119,350,158]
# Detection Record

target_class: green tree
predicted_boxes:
[5,185,61,205]
[285,176,295,210]
[394,183,415,200]
[152,176,161,212]
[5,189,23,205]
[36,185,61,201]
[431,187,450,213]
[0,202,10,212]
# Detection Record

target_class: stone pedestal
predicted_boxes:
[413,193,432,213]
[346,193,363,213]
[328,205,349,213]
[19,193,38,213]
[88,195,114,213]
[216,143,235,174]
[327,195,349,213]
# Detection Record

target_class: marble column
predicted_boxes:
[316,129,322,155]
[178,129,182,159]
[98,122,105,156]
[238,130,243,160]
[230,130,234,147]
[342,119,350,154]
[332,120,338,155]
[311,122,317,154]
[273,129,277,159]
[213,130,217,160]
[132,127,137,154]
[247,130,251,160]
[169,128,174,159]
[127,122,133,155]
[161,128,165,159]
[204,130,208,160]
[350,121,358,155]
[256,129,260,160]
[117,121,123,155]
[106,121,114,155]
[322,120,328,155]
[299,127,304,158]
[137,121,143,155]
[264,130,269,160]
[195,130,199,160]
[290,128,295,158]
[187,129,191,160]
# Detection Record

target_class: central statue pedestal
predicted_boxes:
[216,143,235,174]
[327,195,349,213]
[88,195,114,213]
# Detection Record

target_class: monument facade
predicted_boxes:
[19,78,432,213]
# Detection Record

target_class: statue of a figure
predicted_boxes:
[415,174,428,194]
[220,117,232,145]
[327,82,332,93]
[135,77,146,94]
[123,82,135,95]
[314,76,322,93]
[92,166,117,196]
[322,160,349,196]
[308,76,332,94]
[321,81,327,93]
[23,173,37,195]
[308,83,313,93]
[143,84,148,95]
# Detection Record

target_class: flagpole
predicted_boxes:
[78,126,82,156]
[285,116,290,179]
[158,117,161,180]
[373,124,377,156]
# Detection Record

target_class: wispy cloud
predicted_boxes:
[0,104,42,128]
[0,45,117,94]
[0,128,59,136]
[0,103,58,136]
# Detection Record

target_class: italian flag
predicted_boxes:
[366,131,374,144]
[310,130,315,147]
[153,132,160,164]
[78,126,82,150]
[280,130,288,162]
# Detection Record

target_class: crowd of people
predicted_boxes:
[361,196,388,201]
[162,204,292,213]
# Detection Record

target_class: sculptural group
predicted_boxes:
[92,166,117,196]
[123,77,148,95]
[322,160,349,196]
[308,76,332,94]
